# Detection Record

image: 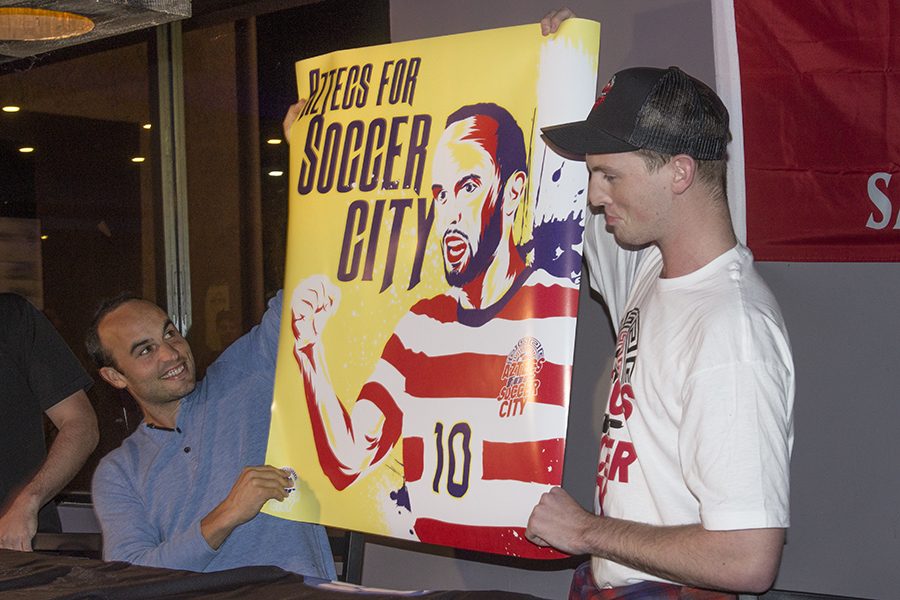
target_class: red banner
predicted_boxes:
[735,0,900,261]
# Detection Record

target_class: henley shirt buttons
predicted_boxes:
[184,447,191,453]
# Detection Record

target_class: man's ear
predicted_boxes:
[670,155,696,195]
[100,366,128,390]
[503,170,527,216]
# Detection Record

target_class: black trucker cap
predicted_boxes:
[542,66,730,160]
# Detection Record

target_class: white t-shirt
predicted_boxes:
[583,213,795,588]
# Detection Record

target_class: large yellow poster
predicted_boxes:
[265,19,599,558]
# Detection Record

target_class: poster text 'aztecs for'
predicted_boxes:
[300,57,422,116]
[294,57,437,294]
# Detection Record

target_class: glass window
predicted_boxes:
[256,0,391,300]
[0,38,157,492]
[0,0,391,499]
[180,0,391,372]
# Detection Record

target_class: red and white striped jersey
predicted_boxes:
[365,268,578,558]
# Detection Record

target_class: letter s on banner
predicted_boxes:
[866,172,895,230]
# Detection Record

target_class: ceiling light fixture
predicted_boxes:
[0,7,94,41]
[0,0,190,63]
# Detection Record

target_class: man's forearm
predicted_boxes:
[199,502,239,550]
[582,517,784,593]
[527,487,784,593]
[199,465,292,550]
[295,342,366,489]
[22,391,99,510]
[0,392,98,550]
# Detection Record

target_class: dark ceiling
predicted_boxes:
[186,0,321,28]
[0,0,322,73]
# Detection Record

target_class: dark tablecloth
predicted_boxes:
[0,549,545,599]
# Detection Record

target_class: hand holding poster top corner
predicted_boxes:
[266,18,600,559]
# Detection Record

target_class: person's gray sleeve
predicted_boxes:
[92,458,217,571]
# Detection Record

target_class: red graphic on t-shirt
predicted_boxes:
[596,308,639,509]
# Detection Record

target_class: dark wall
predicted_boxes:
[256,0,391,299]
[1,111,146,489]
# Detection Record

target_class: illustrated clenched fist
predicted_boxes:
[291,275,341,349]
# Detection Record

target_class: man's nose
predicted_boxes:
[439,203,462,226]
[588,187,608,208]
[160,341,180,361]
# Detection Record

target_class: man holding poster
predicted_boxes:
[289,101,580,557]
[87,293,335,578]
[526,9,795,598]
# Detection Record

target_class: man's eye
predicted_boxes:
[138,346,152,356]
[462,182,477,193]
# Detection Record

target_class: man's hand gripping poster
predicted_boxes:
[265,19,600,558]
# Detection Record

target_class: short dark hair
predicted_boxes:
[85,292,142,369]
[635,147,728,202]
[445,103,527,189]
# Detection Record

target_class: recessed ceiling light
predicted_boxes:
[2,106,21,113]
[142,123,152,130]
[40,234,48,240]
[266,138,282,145]
[0,7,94,41]
[18,147,34,153]
[131,157,146,163]
[268,170,284,177]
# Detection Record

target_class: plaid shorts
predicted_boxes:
[569,561,738,600]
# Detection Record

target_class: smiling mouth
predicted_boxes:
[161,364,187,380]
[443,232,470,267]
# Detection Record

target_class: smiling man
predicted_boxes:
[289,103,580,555]
[85,293,335,578]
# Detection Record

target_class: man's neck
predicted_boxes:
[459,239,526,309]
[657,194,738,278]
[139,399,182,430]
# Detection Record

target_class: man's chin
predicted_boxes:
[170,377,197,398]
[444,264,473,288]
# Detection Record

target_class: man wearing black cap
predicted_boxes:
[526,10,795,598]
